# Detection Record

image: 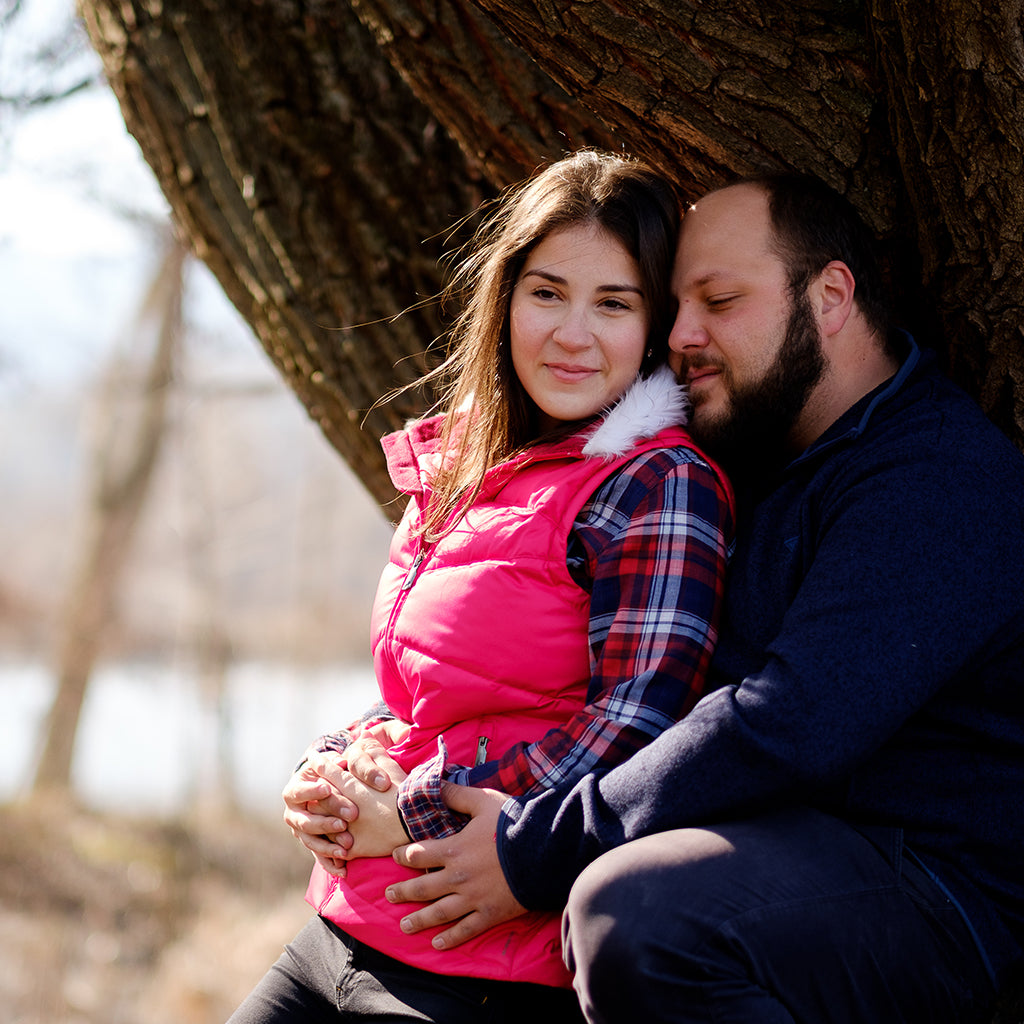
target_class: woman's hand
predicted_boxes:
[282,730,412,873]
[282,751,355,876]
[335,734,410,859]
[335,770,410,859]
[345,721,412,791]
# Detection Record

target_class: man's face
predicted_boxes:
[667,184,825,464]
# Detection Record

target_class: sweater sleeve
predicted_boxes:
[396,446,733,841]
[496,433,1024,909]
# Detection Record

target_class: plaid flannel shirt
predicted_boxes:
[395,445,732,841]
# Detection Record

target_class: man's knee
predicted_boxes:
[563,830,740,1023]
[565,813,999,1024]
[563,847,629,979]
[564,830,733,977]
[563,845,651,1022]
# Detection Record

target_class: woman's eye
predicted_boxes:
[706,295,736,309]
[600,297,631,311]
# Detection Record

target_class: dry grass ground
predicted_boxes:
[0,802,313,1024]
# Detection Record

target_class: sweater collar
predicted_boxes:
[786,331,923,472]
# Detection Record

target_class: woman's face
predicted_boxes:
[509,222,649,432]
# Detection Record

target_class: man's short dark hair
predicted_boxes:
[738,173,892,349]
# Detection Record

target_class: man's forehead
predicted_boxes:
[676,184,776,279]
[683,184,771,242]
[692,180,767,215]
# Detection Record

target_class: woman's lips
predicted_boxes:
[546,364,598,383]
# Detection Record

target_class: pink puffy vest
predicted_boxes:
[306,408,710,987]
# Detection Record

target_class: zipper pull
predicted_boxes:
[475,735,490,766]
[401,549,426,591]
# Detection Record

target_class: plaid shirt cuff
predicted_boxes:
[298,700,398,769]
[312,730,352,756]
[397,737,470,841]
[292,729,352,773]
[355,700,397,734]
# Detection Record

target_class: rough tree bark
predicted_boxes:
[867,0,1024,440]
[75,0,1024,505]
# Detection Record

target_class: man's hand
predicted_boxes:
[386,784,526,950]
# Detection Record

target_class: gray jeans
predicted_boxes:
[226,915,584,1024]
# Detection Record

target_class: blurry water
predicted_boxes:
[0,660,379,817]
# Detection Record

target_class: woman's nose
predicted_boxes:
[552,306,594,349]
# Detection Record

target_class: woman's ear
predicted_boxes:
[812,260,856,337]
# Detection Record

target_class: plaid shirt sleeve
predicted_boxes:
[397,446,733,841]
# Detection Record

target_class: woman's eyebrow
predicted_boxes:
[520,267,643,293]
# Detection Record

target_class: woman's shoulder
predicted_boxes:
[584,444,730,521]
[620,442,728,493]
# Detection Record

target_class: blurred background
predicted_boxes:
[1,1,394,1019]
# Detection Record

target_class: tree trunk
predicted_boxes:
[33,239,184,795]
[76,0,1024,508]
[867,0,1024,441]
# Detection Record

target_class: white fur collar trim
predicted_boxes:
[581,366,690,458]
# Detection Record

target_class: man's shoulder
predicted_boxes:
[806,372,1024,552]
[853,365,1023,483]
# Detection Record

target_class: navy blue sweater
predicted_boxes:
[498,341,1024,981]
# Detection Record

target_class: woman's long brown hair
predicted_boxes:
[416,149,680,540]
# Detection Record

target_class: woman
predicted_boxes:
[230,150,734,1023]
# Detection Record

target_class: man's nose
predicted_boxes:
[668,300,709,353]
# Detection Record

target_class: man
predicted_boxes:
[297,175,1024,1022]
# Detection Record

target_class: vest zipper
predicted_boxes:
[401,548,428,591]
[379,540,434,711]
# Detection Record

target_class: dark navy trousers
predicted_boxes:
[563,807,997,1023]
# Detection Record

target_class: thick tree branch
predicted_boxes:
[76,0,1024,502]
[349,0,621,183]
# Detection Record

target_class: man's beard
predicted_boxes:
[684,291,826,477]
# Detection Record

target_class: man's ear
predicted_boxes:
[813,260,856,337]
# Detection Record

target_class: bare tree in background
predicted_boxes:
[33,238,186,795]
[0,1,96,121]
